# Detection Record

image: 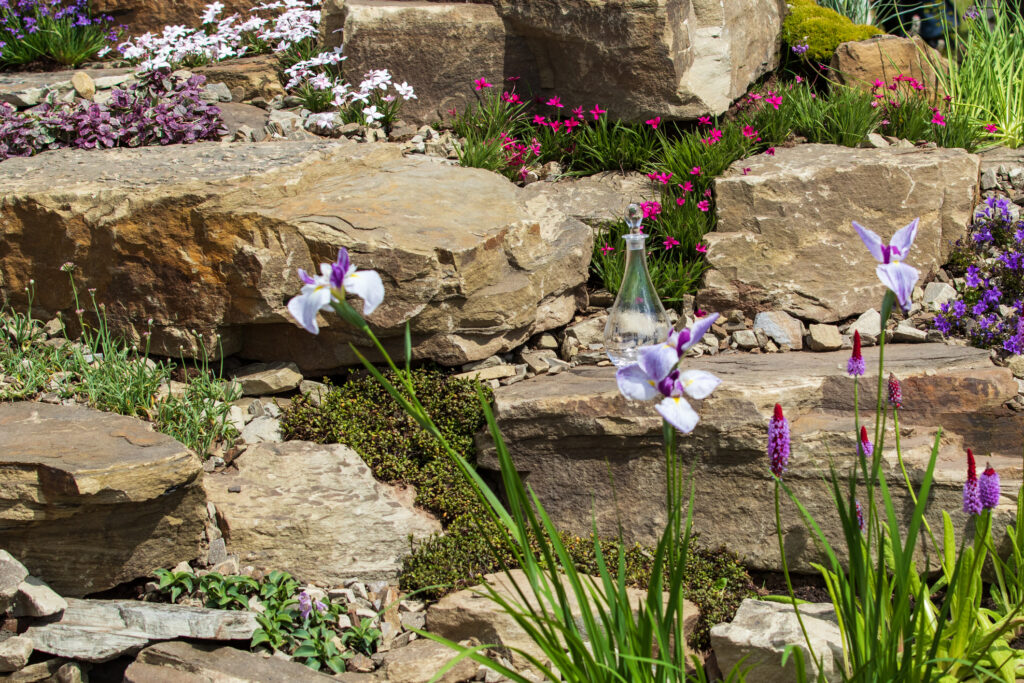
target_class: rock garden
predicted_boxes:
[2,0,1024,680]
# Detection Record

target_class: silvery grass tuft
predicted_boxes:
[771,218,1024,682]
[286,249,747,682]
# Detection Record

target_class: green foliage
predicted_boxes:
[153,568,196,603]
[341,617,382,656]
[0,273,238,457]
[782,0,882,62]
[199,572,259,610]
[939,1,1024,148]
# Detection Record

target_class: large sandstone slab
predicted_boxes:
[25,598,258,663]
[0,402,205,596]
[124,640,336,682]
[521,172,658,230]
[331,0,783,124]
[0,141,591,370]
[830,35,946,94]
[477,344,1022,571]
[205,441,441,583]
[701,144,979,322]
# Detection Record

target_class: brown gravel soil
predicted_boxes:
[749,570,832,604]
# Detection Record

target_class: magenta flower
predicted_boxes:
[676,197,686,206]
[964,449,982,515]
[600,243,614,255]
[979,464,1000,510]
[765,147,776,156]
[680,181,694,192]
[888,373,902,409]
[640,201,662,219]
[646,116,661,129]
[546,96,563,108]
[859,425,873,459]
[984,123,999,133]
[572,105,584,119]
[690,167,701,176]
[848,330,865,376]
[931,112,946,126]
[695,243,707,253]
[532,115,546,125]
[768,403,790,477]
[663,236,680,250]
[474,78,493,91]
[741,167,751,175]
[564,118,580,131]
[742,125,760,140]
[697,200,710,212]
[590,104,606,120]
[698,116,712,125]
[549,120,562,132]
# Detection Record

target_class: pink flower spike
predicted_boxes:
[690,167,701,176]
[646,116,661,129]
[600,243,614,255]
[590,104,606,120]
[663,236,680,250]
[985,123,999,133]
[695,243,707,253]
[765,147,776,156]
[546,96,564,108]
[474,78,493,91]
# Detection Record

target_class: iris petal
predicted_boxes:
[616,363,660,401]
[287,285,334,335]
[853,221,885,263]
[344,269,385,315]
[655,396,700,433]
[678,370,721,399]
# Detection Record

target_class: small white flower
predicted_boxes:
[362,105,385,122]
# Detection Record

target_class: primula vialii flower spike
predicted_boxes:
[963,449,982,515]
[859,425,873,459]
[888,373,902,409]
[855,500,866,533]
[768,404,790,478]
[979,464,1000,510]
[847,330,865,377]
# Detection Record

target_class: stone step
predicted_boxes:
[477,343,1023,571]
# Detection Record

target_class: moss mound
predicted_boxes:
[783,0,883,62]
[280,368,756,650]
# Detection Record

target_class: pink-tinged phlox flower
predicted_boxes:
[980,464,1000,510]
[646,116,661,129]
[853,218,920,311]
[288,248,384,334]
[768,403,790,477]
[590,104,606,120]
[964,449,982,515]
[663,236,680,250]
[859,425,873,459]
[616,315,722,433]
[546,96,564,108]
[888,373,902,408]
[848,330,865,376]
[474,78,493,91]
[600,243,614,255]
[985,123,999,133]
[697,200,710,212]
[695,243,707,253]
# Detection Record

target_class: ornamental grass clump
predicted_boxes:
[769,215,1024,682]
[934,196,1024,351]
[0,0,118,67]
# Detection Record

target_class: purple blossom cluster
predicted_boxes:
[934,196,1024,352]
[0,0,117,66]
[0,69,227,160]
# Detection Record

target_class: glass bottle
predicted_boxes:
[603,204,671,367]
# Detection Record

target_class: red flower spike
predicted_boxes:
[967,449,977,483]
[774,403,784,421]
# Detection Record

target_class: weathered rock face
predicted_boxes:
[331,0,783,124]
[830,35,946,94]
[0,141,591,370]
[205,441,441,583]
[331,1,538,125]
[193,55,286,102]
[89,0,253,35]
[0,403,206,597]
[477,344,1022,571]
[521,172,658,230]
[711,599,844,683]
[25,598,258,663]
[125,640,336,682]
[701,145,979,322]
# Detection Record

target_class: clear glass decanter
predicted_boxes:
[603,204,671,367]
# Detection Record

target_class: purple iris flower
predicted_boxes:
[616,314,722,433]
[853,219,920,311]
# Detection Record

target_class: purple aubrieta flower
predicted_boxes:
[287,248,385,334]
[979,464,1000,510]
[853,218,920,311]
[768,404,790,477]
[963,449,982,515]
[616,314,721,434]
